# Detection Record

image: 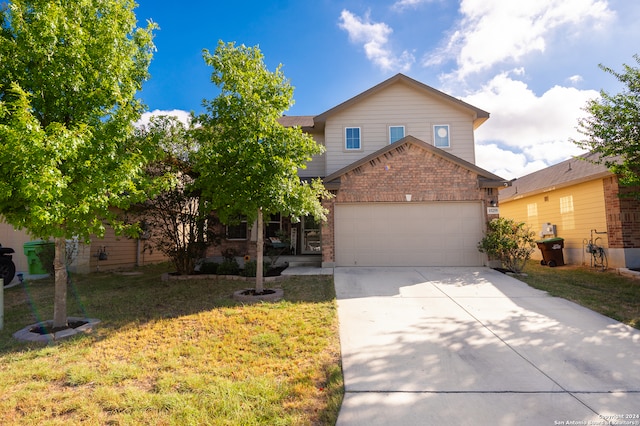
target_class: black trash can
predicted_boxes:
[536,237,564,267]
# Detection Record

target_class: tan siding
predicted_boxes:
[87,226,168,272]
[324,83,477,175]
[299,133,326,177]
[500,179,607,263]
[138,240,169,265]
[0,221,33,273]
[88,226,135,271]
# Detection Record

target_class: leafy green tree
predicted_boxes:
[575,55,640,187]
[0,1,159,329]
[195,41,330,293]
[477,218,536,273]
[130,115,217,275]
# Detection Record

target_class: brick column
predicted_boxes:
[321,196,336,267]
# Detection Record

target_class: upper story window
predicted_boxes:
[389,126,405,144]
[433,125,450,148]
[345,127,361,150]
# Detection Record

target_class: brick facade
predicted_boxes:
[203,142,504,266]
[321,141,499,265]
[336,143,483,203]
[204,216,295,260]
[604,176,640,249]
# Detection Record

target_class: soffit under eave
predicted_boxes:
[473,115,490,130]
[323,179,341,191]
[478,178,513,188]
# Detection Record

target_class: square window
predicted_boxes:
[345,127,361,150]
[560,196,574,214]
[389,126,405,144]
[433,125,450,148]
[226,215,248,240]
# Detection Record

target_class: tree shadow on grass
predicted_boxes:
[0,264,335,353]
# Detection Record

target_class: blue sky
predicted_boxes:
[135,0,640,179]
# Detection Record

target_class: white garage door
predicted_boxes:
[334,202,485,267]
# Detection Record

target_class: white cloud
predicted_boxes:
[475,143,549,180]
[338,9,415,72]
[463,71,599,178]
[568,75,583,85]
[391,0,435,11]
[429,0,614,80]
[335,0,620,180]
[136,109,192,128]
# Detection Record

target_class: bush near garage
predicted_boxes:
[478,217,536,273]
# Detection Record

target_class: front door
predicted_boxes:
[301,215,321,254]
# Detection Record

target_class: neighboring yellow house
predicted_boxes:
[499,152,640,269]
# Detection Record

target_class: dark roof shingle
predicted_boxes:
[499,151,614,202]
[277,115,314,128]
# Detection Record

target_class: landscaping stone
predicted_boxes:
[13,317,101,343]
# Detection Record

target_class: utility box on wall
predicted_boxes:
[540,222,557,238]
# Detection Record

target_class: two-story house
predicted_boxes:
[211,73,509,268]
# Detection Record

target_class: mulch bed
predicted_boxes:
[30,319,89,335]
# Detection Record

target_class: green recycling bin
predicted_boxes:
[23,240,55,275]
[535,237,564,267]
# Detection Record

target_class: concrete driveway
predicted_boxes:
[335,267,640,426]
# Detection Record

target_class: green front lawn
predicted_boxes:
[514,260,640,329]
[0,264,343,425]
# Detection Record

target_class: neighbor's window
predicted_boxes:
[265,213,282,238]
[345,127,361,150]
[560,196,574,214]
[433,125,450,148]
[389,126,405,144]
[560,195,575,230]
[226,215,248,240]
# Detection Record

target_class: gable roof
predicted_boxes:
[323,135,507,190]
[499,151,614,202]
[313,73,489,130]
[279,74,490,131]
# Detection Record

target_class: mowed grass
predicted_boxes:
[0,264,343,425]
[514,260,640,329]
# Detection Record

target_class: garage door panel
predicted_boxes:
[335,202,484,267]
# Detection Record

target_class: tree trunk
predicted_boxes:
[256,208,264,293]
[52,237,68,329]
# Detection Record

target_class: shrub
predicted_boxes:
[221,247,239,260]
[199,261,218,275]
[478,217,536,273]
[240,260,270,277]
[216,258,239,275]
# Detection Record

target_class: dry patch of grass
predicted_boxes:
[0,265,343,425]
[514,260,640,329]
